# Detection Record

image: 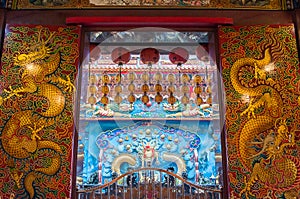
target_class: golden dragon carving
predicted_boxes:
[0,28,75,199]
[230,49,300,198]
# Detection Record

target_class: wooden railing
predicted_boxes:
[76,168,223,199]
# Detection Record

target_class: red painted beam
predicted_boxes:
[66,16,233,27]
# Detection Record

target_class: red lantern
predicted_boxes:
[140,48,160,65]
[195,44,209,61]
[169,47,189,65]
[111,47,131,65]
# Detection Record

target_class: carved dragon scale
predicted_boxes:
[0,28,75,199]
[230,48,300,198]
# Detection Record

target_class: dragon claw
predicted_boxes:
[239,186,253,199]
[241,99,257,119]
[63,75,76,93]
[3,86,23,99]
[50,75,76,93]
[239,176,256,199]
[28,123,44,141]
[31,132,41,141]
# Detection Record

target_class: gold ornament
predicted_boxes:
[142,84,150,92]
[168,94,176,105]
[141,72,150,82]
[114,94,123,104]
[127,73,136,105]
[195,96,203,106]
[101,85,110,94]
[101,96,109,105]
[194,86,202,94]
[206,86,212,94]
[206,94,212,104]
[88,95,97,105]
[181,85,189,94]
[128,94,136,104]
[115,85,122,93]
[155,93,163,104]
[167,74,176,84]
[128,83,135,92]
[102,74,110,84]
[193,75,202,84]
[154,72,163,82]
[115,74,122,84]
[181,73,190,83]
[142,95,150,104]
[168,85,176,93]
[181,95,189,105]
[89,74,98,84]
[128,72,136,82]
[89,85,97,94]
[155,84,163,92]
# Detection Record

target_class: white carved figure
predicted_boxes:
[141,142,159,167]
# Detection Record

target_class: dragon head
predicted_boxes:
[265,118,295,159]
[13,28,55,67]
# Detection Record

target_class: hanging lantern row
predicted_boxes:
[168,47,189,107]
[127,72,137,106]
[154,72,163,104]
[89,45,209,64]
[140,48,160,105]
[167,73,177,106]
[87,72,98,106]
[181,73,190,106]
[91,72,211,107]
[88,46,211,107]
[111,47,131,105]
[100,74,110,107]
[193,75,204,106]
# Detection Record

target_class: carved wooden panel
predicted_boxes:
[219,24,300,198]
[0,25,81,199]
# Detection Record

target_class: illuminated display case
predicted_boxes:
[76,28,225,198]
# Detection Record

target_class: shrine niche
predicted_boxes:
[76,28,224,198]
